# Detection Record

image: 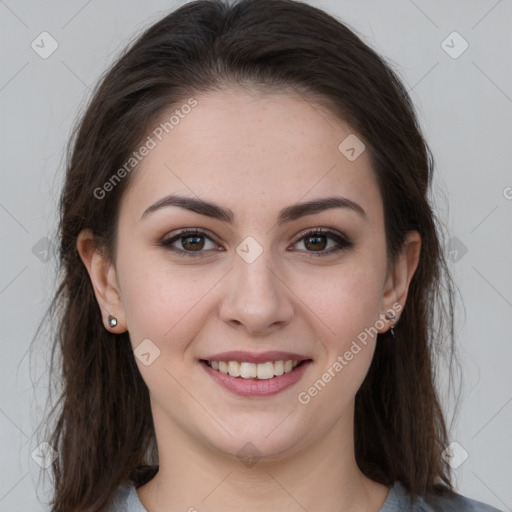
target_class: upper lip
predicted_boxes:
[201,351,311,363]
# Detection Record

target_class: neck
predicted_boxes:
[136,402,389,512]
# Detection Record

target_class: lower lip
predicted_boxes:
[201,360,312,397]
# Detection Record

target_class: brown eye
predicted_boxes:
[293,228,354,257]
[181,234,206,251]
[160,228,219,257]
[303,234,328,251]
[160,227,353,259]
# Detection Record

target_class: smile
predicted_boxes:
[205,359,301,379]
[200,358,312,397]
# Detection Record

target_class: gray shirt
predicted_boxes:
[107,480,504,511]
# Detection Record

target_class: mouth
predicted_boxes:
[199,353,313,397]
[201,359,306,379]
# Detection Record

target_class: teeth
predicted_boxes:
[228,361,240,377]
[257,362,274,380]
[240,362,257,379]
[273,360,284,376]
[207,359,301,379]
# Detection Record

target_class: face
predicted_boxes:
[81,87,419,462]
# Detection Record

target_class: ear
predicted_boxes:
[378,230,421,334]
[76,229,127,333]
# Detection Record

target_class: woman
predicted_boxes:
[40,0,502,510]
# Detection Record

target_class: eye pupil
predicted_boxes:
[305,235,327,251]
[182,235,204,251]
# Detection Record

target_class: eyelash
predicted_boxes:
[159,227,354,259]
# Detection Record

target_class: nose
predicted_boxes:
[218,244,294,336]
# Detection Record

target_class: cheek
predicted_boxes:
[291,256,384,401]
[296,268,381,413]
[116,248,220,349]
[294,260,384,341]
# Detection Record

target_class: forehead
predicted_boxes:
[120,87,382,225]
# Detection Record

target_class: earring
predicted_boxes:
[385,310,396,338]
[107,315,118,328]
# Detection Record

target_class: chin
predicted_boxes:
[201,419,307,464]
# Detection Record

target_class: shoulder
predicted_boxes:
[106,483,148,512]
[391,481,504,512]
[107,480,504,512]
[421,492,504,512]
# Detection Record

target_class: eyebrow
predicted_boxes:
[140,194,368,225]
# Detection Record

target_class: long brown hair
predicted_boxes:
[36,0,461,510]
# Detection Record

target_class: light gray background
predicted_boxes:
[1,0,511,510]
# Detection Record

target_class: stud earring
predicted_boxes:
[107,315,118,328]
[385,310,396,338]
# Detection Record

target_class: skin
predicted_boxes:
[78,87,421,512]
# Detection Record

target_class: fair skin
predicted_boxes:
[78,87,420,512]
